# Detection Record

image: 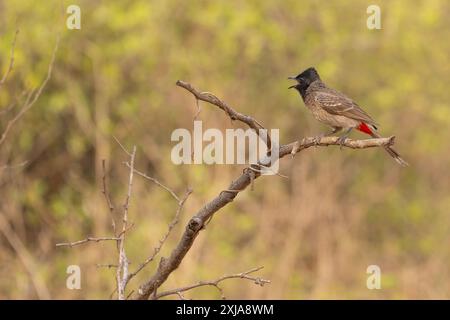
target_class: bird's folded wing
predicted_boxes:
[314,91,377,125]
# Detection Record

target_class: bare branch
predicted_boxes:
[126,165,180,202]
[176,80,271,149]
[128,188,192,281]
[116,222,135,238]
[0,34,59,147]
[283,135,395,157]
[0,102,16,116]
[55,237,120,248]
[176,291,188,300]
[126,290,135,300]
[116,145,136,300]
[96,264,118,269]
[193,97,202,121]
[102,159,116,235]
[113,135,132,156]
[0,160,28,172]
[0,212,50,299]
[154,266,270,300]
[0,29,19,88]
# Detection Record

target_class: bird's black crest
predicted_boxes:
[289,67,321,98]
[295,67,320,82]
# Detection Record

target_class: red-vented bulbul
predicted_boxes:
[289,67,408,166]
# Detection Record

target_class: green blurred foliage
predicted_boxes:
[0,0,449,299]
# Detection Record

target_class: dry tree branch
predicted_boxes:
[97,264,119,269]
[113,135,132,157]
[0,35,60,147]
[55,236,120,247]
[0,212,50,299]
[102,159,116,234]
[193,97,202,121]
[116,145,136,300]
[0,29,19,88]
[176,80,272,149]
[0,160,28,172]
[0,102,16,116]
[128,165,180,202]
[176,81,261,129]
[175,291,188,300]
[56,143,138,300]
[154,266,270,300]
[56,137,191,299]
[135,81,395,300]
[127,188,192,282]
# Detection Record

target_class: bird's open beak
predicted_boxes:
[288,76,298,89]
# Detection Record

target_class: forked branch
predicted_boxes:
[154,266,270,300]
[135,81,394,299]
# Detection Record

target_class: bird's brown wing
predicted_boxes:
[314,90,377,125]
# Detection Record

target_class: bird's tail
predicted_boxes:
[358,123,409,167]
[379,142,409,167]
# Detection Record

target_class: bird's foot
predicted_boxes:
[336,136,348,149]
[312,134,324,146]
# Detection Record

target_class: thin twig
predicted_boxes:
[176,291,188,300]
[102,159,116,235]
[0,102,16,116]
[0,29,19,87]
[193,98,202,121]
[126,290,135,300]
[116,222,135,238]
[128,188,192,281]
[0,213,50,299]
[0,160,28,172]
[96,264,118,269]
[55,237,120,247]
[154,266,270,300]
[127,165,180,202]
[121,146,136,231]
[0,34,60,147]
[113,135,132,156]
[109,287,118,300]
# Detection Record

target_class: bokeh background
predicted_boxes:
[0,0,449,299]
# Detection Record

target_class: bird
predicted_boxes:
[288,67,408,166]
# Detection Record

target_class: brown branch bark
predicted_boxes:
[134,81,395,300]
[176,80,272,149]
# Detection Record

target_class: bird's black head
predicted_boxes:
[288,67,321,98]
[288,67,321,87]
